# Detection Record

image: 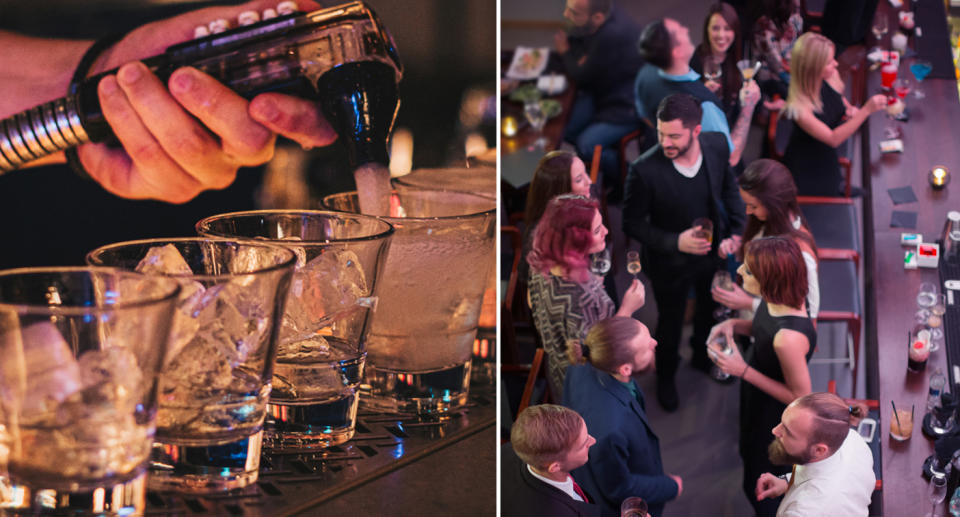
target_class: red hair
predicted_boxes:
[745,236,808,309]
[527,195,599,284]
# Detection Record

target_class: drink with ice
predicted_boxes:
[87,239,296,492]
[323,188,496,413]
[0,268,179,515]
[197,210,394,449]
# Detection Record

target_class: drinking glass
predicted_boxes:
[523,99,547,149]
[0,268,180,515]
[626,250,642,278]
[692,217,714,245]
[712,269,735,320]
[872,12,888,49]
[621,496,648,517]
[881,62,898,91]
[911,60,933,99]
[889,402,914,441]
[894,78,911,101]
[87,238,296,493]
[706,335,734,381]
[323,187,496,414]
[590,246,612,275]
[927,473,948,517]
[884,95,904,139]
[197,210,395,450]
[928,294,947,350]
[736,59,760,83]
[703,59,722,84]
[918,282,938,307]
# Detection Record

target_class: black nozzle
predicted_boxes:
[316,61,399,168]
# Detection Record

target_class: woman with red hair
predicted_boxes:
[706,236,815,517]
[527,194,645,400]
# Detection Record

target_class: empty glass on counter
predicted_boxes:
[0,268,180,515]
[323,187,496,414]
[87,239,296,493]
[197,210,394,450]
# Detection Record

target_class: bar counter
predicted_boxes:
[867,2,960,514]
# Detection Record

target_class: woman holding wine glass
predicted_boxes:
[690,2,743,125]
[711,159,820,320]
[527,195,646,400]
[706,236,815,517]
[782,32,886,196]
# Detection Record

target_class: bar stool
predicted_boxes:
[813,258,863,390]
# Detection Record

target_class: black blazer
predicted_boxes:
[622,131,746,270]
[501,444,602,517]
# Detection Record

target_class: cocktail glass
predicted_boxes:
[0,267,180,515]
[323,187,495,414]
[735,59,761,83]
[87,239,296,493]
[911,60,932,99]
[197,210,394,449]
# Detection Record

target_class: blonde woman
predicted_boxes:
[782,32,885,196]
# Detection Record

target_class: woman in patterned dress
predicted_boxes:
[526,194,645,400]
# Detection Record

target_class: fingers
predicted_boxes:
[250,93,338,149]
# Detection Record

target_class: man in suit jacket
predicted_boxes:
[563,317,682,517]
[623,93,746,411]
[502,404,602,517]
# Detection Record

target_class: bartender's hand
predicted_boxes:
[81,0,335,203]
[755,472,788,500]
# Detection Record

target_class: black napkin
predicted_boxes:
[891,210,918,229]
[888,186,918,205]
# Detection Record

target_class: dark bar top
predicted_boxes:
[867,2,959,514]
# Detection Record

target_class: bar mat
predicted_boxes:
[889,185,918,204]
[891,210,918,229]
[913,0,956,79]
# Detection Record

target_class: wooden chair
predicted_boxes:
[617,118,656,195]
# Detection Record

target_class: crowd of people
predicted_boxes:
[506,0,883,515]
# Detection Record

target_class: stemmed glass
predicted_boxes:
[872,12,888,52]
[883,95,904,139]
[590,246,612,275]
[626,250,642,278]
[736,59,760,83]
[703,59,722,87]
[926,473,947,517]
[712,269,735,320]
[911,60,933,99]
[523,99,547,150]
[928,293,947,351]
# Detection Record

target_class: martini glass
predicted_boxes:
[736,59,761,83]
[910,60,932,99]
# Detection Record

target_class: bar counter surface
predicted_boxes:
[868,2,959,514]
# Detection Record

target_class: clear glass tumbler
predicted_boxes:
[87,238,296,493]
[197,210,394,450]
[0,267,180,515]
[323,187,496,414]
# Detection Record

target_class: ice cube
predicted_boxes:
[78,346,144,405]
[135,244,193,276]
[281,250,367,341]
[3,322,82,416]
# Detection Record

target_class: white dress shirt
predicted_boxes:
[526,465,585,502]
[778,429,876,517]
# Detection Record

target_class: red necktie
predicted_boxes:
[571,478,590,503]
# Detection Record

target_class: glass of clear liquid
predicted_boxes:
[707,335,734,381]
[927,473,948,517]
[918,282,938,308]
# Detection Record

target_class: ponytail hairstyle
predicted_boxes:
[792,392,868,454]
[567,317,644,373]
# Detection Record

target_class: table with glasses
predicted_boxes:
[867,1,960,514]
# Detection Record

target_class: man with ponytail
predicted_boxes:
[755,392,875,516]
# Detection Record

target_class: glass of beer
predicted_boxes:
[692,217,714,245]
[621,496,648,517]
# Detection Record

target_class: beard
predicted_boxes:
[662,138,693,160]
[767,438,813,466]
[564,18,598,37]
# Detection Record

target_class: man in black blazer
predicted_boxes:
[502,405,602,517]
[623,93,745,412]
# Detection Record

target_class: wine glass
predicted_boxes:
[712,269,735,320]
[926,473,947,517]
[626,250,642,278]
[911,60,933,99]
[703,59,722,88]
[523,99,547,149]
[736,59,760,83]
[872,12,888,50]
[590,246,612,275]
[918,282,938,307]
[894,78,911,102]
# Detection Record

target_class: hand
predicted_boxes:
[80,0,334,203]
[739,80,761,109]
[763,97,786,111]
[678,228,711,255]
[704,79,721,93]
[669,474,683,497]
[718,235,741,257]
[618,277,646,316]
[708,332,747,377]
[554,31,570,54]
[706,319,735,347]
[712,282,756,311]
[844,104,859,120]
[755,472,789,500]
[864,94,887,114]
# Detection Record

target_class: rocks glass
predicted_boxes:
[323,187,496,414]
[196,210,394,449]
[87,239,295,493]
[0,267,180,515]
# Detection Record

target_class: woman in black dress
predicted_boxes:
[707,236,815,517]
[781,32,885,196]
[691,2,743,126]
